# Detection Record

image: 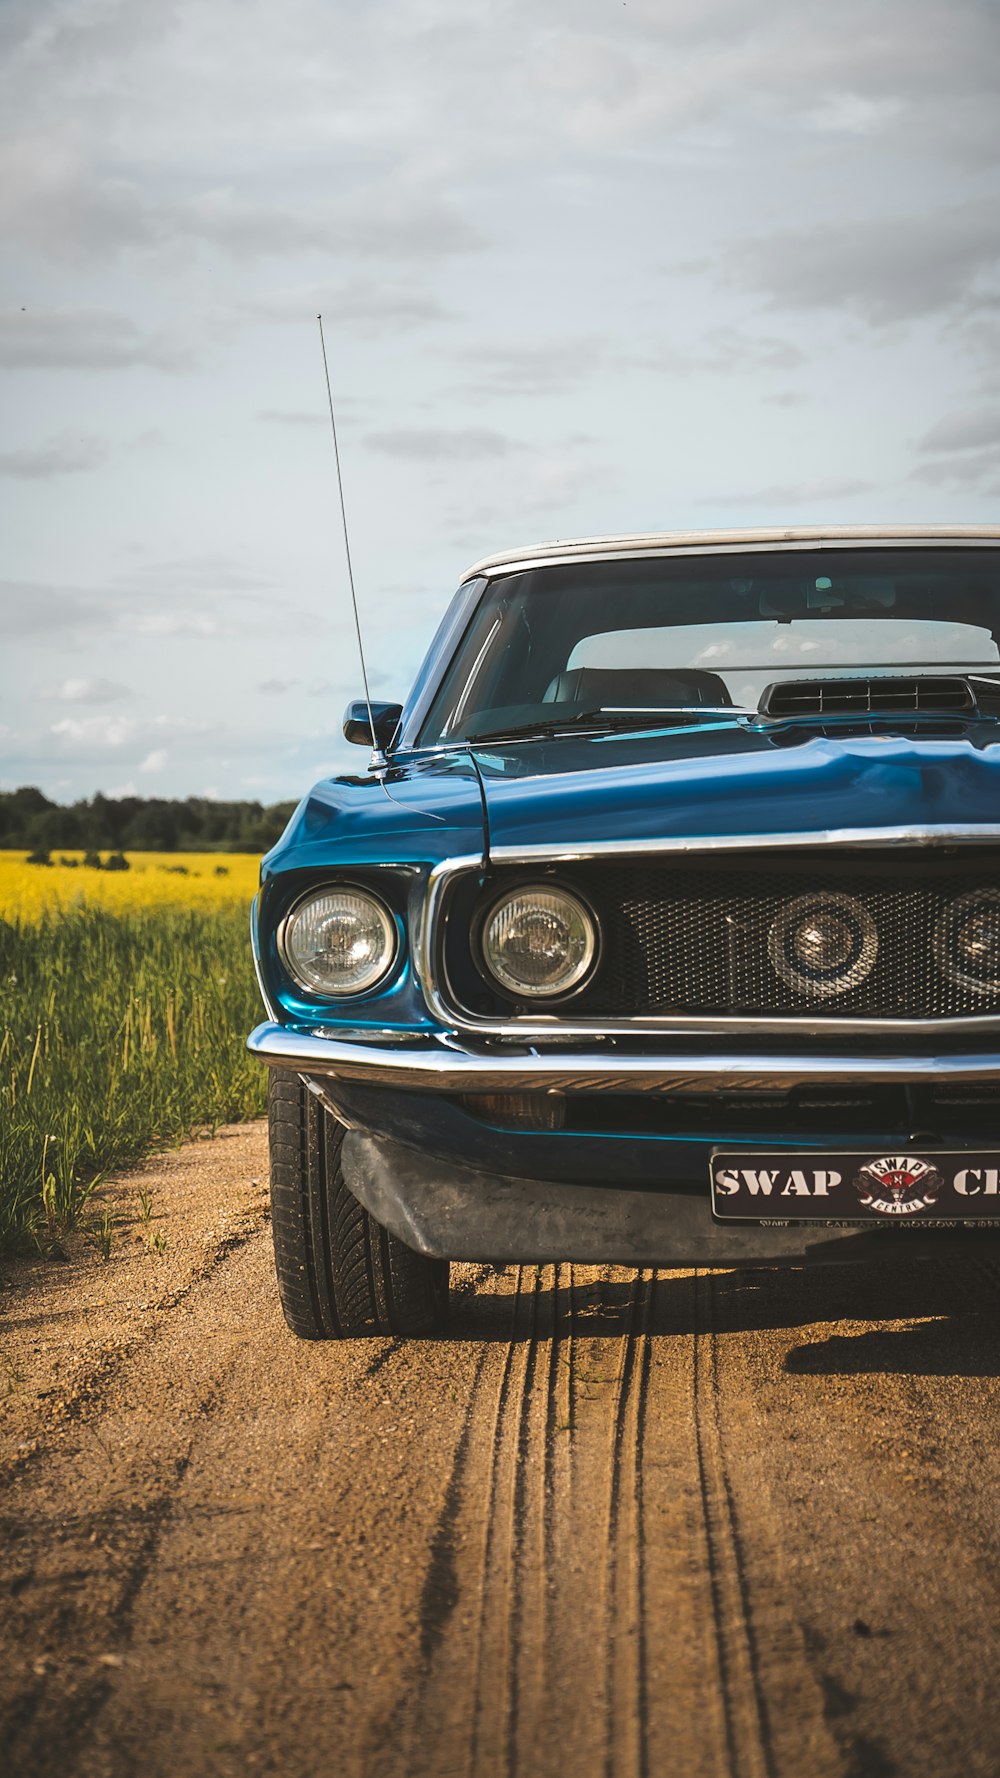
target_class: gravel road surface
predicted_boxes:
[3,1122,1000,1777]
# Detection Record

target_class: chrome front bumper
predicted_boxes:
[247,1022,1000,1095]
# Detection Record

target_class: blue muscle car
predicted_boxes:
[249,525,1000,1337]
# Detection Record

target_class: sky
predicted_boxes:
[2,0,999,804]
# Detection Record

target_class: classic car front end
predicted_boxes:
[249,526,1000,1337]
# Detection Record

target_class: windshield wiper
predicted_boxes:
[466,706,745,744]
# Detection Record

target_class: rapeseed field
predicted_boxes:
[0,852,266,1252]
[0,849,260,921]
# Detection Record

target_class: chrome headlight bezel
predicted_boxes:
[478,882,600,1001]
[278,884,399,999]
[933,888,1000,996]
[767,890,879,1000]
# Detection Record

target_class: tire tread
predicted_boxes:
[267,1071,448,1339]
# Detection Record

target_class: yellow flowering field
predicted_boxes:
[0,851,262,921]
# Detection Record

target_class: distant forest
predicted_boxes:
[0,788,298,854]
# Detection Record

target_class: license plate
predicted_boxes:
[710,1150,1000,1223]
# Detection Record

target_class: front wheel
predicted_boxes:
[267,1071,450,1339]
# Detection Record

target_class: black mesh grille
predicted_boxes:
[457,850,1000,1022]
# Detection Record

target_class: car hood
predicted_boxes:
[263,749,486,874]
[470,723,1000,852]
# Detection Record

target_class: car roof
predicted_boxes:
[462,524,1000,582]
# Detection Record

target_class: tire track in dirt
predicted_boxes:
[602,1269,655,1778]
[12,1190,1000,1778]
[468,1264,537,1778]
[691,1269,775,1778]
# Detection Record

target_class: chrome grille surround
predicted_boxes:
[419,827,1000,1039]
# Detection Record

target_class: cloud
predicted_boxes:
[113,553,291,639]
[699,476,876,505]
[454,336,610,397]
[913,404,1000,488]
[257,409,325,427]
[0,430,108,478]
[0,578,110,640]
[243,277,454,334]
[638,327,808,376]
[50,714,137,749]
[139,748,168,772]
[364,426,523,462]
[911,447,1000,492]
[257,678,296,694]
[37,676,132,703]
[726,200,1000,324]
[0,306,191,371]
[0,128,486,267]
[918,406,1000,454]
[1,555,289,652]
[133,612,231,638]
[119,553,275,596]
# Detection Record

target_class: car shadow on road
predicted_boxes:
[444,1260,1000,1379]
[783,1317,1000,1376]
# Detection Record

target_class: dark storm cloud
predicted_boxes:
[0,431,108,478]
[0,307,191,371]
[728,201,1000,324]
[364,427,523,462]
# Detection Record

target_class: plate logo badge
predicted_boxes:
[852,1154,944,1217]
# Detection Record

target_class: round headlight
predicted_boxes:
[481,885,597,998]
[934,890,1000,995]
[768,892,877,999]
[281,888,397,996]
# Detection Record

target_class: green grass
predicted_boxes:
[0,905,267,1252]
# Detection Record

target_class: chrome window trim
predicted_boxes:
[469,534,1000,581]
[416,826,1000,1040]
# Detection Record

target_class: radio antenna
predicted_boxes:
[317,313,387,774]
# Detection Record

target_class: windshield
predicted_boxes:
[416,548,1000,744]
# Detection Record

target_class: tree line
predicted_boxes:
[0,788,298,854]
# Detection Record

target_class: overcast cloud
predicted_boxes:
[2,0,999,801]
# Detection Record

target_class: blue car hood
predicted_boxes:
[263,749,485,875]
[470,724,1000,852]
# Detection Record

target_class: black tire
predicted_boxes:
[268,1070,450,1339]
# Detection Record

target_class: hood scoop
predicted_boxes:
[758,675,978,721]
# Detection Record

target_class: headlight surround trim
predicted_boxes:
[767,890,879,1000]
[478,882,600,1000]
[278,884,400,999]
[933,888,1000,996]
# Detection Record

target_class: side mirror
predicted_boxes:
[342,700,403,749]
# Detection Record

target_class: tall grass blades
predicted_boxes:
[0,906,265,1251]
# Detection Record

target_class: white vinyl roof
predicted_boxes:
[463,524,1000,582]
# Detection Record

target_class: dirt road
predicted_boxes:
[3,1122,1000,1778]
